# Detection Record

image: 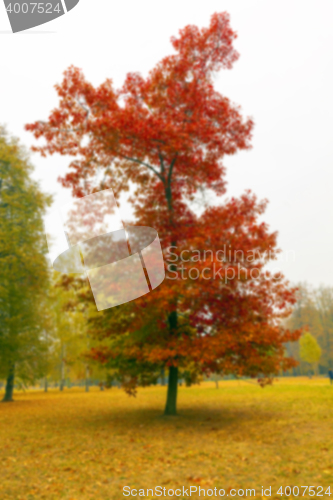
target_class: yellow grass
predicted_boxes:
[0,378,332,500]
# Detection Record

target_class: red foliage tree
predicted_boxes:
[26,12,299,415]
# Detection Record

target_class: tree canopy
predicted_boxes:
[299,332,322,373]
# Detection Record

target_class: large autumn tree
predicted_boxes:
[26,12,299,415]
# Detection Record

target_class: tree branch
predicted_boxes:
[158,149,166,184]
[120,154,163,181]
[167,153,178,187]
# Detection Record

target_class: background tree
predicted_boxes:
[0,127,51,402]
[46,271,95,391]
[314,286,333,371]
[299,332,322,377]
[26,12,299,415]
[285,283,333,375]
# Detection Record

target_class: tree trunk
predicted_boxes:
[163,156,179,416]
[85,365,90,392]
[164,366,178,416]
[60,344,65,391]
[44,377,48,392]
[2,365,15,402]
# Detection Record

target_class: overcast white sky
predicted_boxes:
[1,0,333,287]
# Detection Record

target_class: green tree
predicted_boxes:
[47,272,100,391]
[0,127,51,402]
[299,332,322,376]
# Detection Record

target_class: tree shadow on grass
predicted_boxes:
[78,404,277,441]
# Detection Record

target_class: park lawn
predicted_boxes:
[0,378,332,500]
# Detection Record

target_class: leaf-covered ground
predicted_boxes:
[0,378,332,500]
